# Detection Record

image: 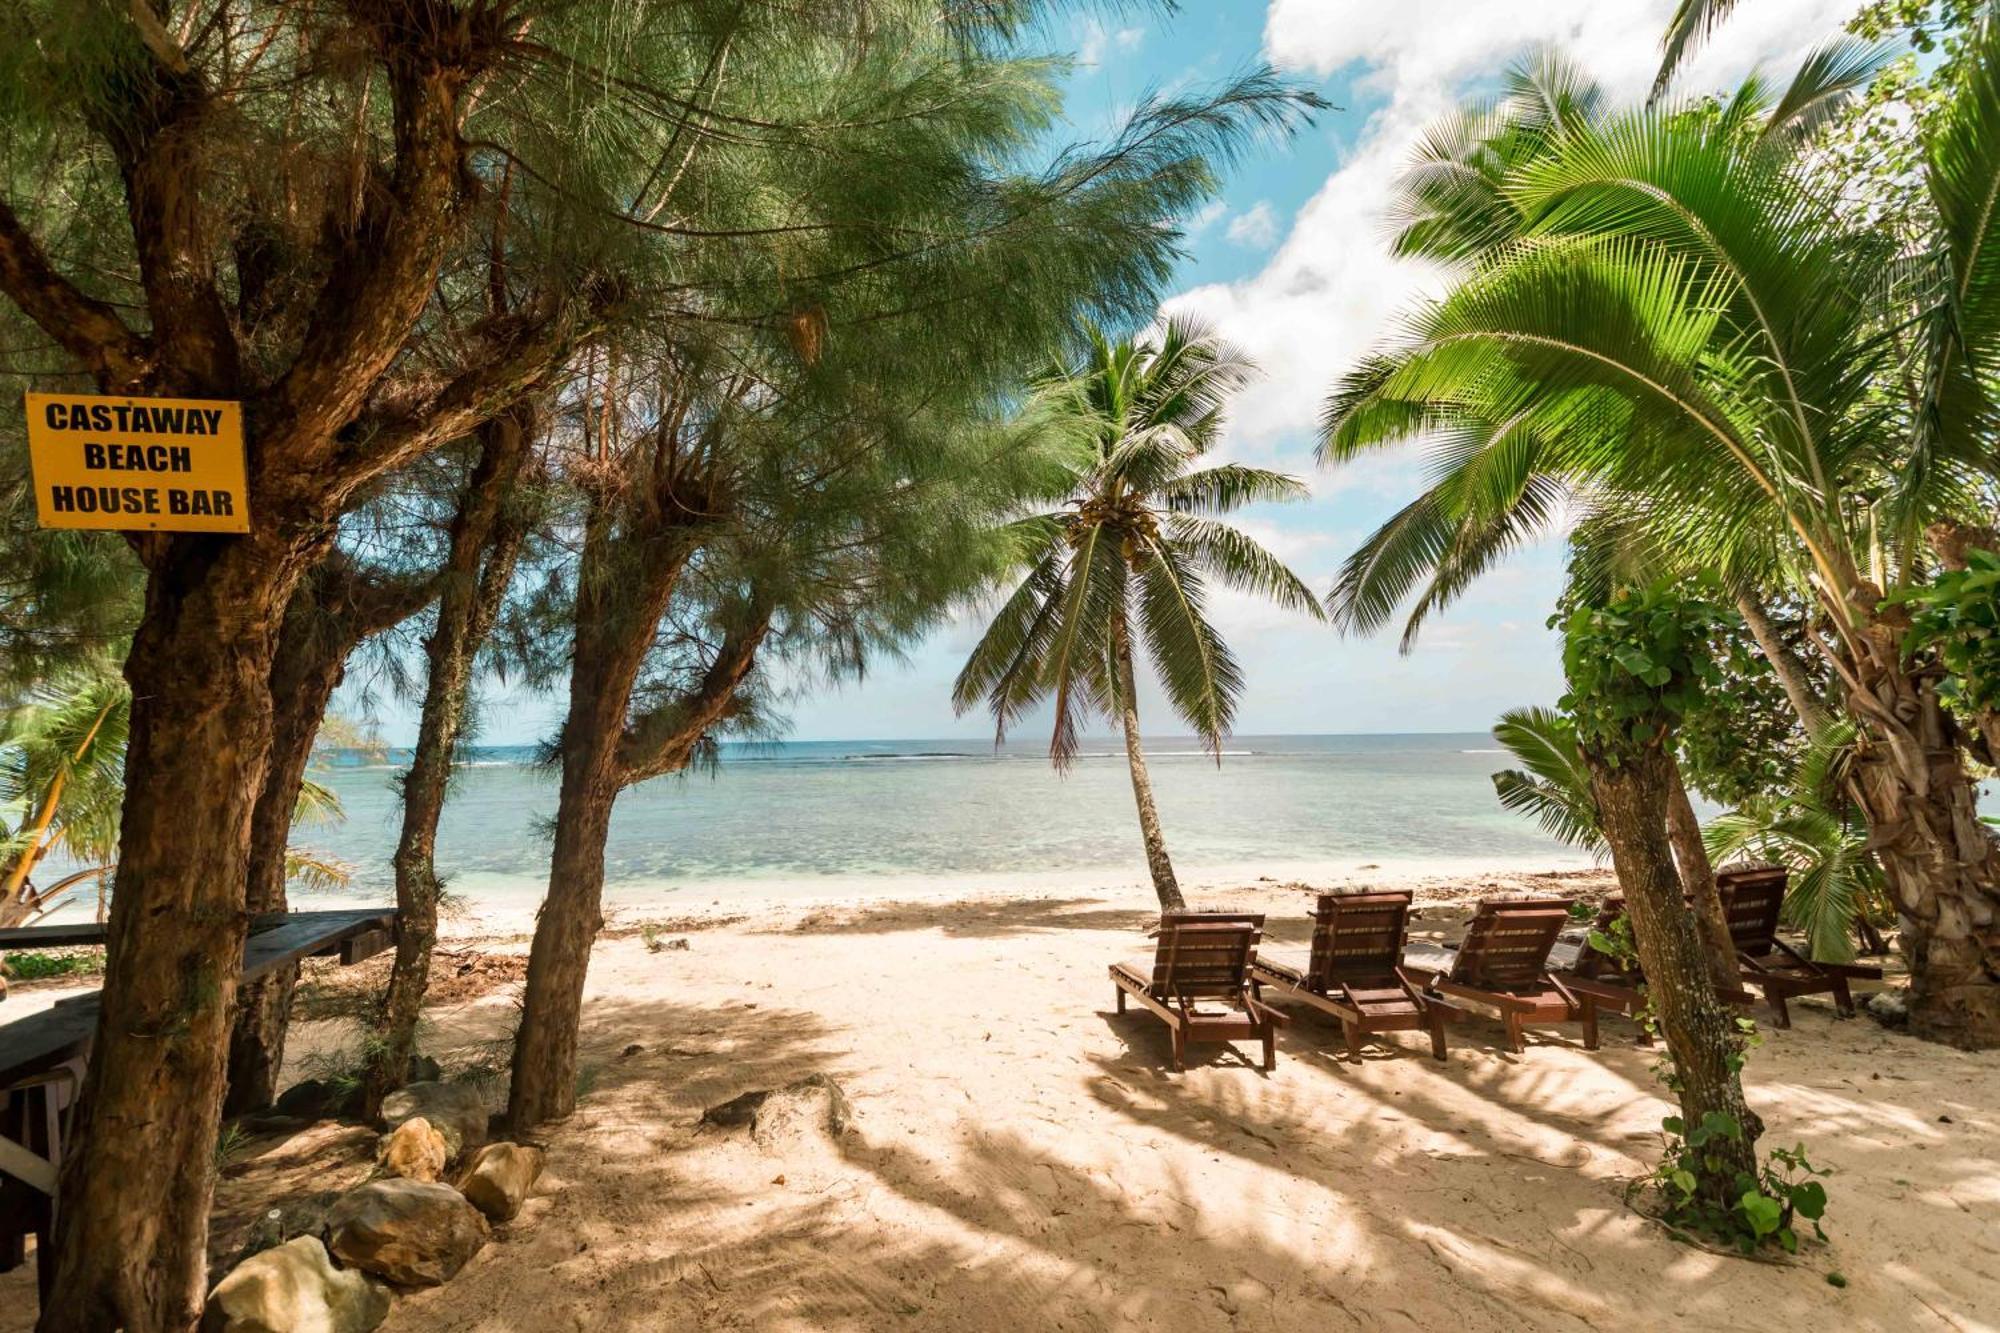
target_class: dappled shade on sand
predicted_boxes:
[191,884,2000,1333]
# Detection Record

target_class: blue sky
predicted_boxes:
[357,0,1867,748]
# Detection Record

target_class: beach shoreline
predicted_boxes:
[411,854,1607,939]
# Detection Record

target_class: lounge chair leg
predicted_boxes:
[1427,1009,1447,1061]
[1506,1013,1525,1054]
[1263,1024,1277,1073]
[1116,987,1125,1014]
[1581,998,1599,1051]
[1832,976,1854,1018]
[1768,992,1792,1029]
[1171,1025,1186,1072]
[1342,1022,1363,1063]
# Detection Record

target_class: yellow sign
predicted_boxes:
[24,392,249,533]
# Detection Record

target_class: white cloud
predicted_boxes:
[1225,200,1281,248]
[1185,198,1229,237]
[1167,0,1865,467]
[1077,20,1147,68]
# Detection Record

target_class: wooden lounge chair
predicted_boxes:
[1249,890,1444,1061]
[1718,866,1882,1027]
[1414,897,1598,1053]
[1110,911,1285,1071]
[1556,896,1646,1023]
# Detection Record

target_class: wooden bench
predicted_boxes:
[0,907,398,1300]
[1110,911,1285,1071]
[1249,890,1443,1061]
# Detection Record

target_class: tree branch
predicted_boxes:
[0,197,154,390]
[309,309,585,516]
[615,612,771,785]
[259,5,493,470]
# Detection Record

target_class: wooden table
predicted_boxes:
[0,907,398,1297]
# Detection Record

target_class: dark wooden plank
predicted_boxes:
[242,909,397,980]
[0,996,100,1087]
[340,928,393,966]
[1,908,395,1089]
[0,924,109,952]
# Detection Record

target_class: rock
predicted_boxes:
[701,1074,851,1150]
[1865,990,1910,1027]
[700,1088,770,1130]
[274,1079,349,1121]
[380,1116,450,1183]
[380,1081,487,1154]
[326,1179,489,1287]
[217,1192,340,1283]
[457,1143,546,1223]
[202,1236,390,1333]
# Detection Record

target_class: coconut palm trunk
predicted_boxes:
[1733,593,1830,738]
[1111,609,1185,912]
[1840,606,2000,1043]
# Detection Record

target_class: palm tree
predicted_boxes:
[1320,23,2000,1042]
[955,319,1323,911]
[0,659,128,927]
[1490,705,1604,855]
[1704,720,1892,963]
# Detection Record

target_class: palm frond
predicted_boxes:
[1490,706,1604,853]
[284,846,357,894]
[1166,514,1324,621]
[1762,39,1895,143]
[292,776,346,830]
[1653,0,1742,103]
[1134,534,1241,757]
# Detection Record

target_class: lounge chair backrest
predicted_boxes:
[1571,896,1627,981]
[1450,897,1573,989]
[1144,911,1264,998]
[1717,867,1787,955]
[1308,891,1412,989]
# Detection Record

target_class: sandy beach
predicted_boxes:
[11,865,1992,1332]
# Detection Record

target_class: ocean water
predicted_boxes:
[291,734,1590,911]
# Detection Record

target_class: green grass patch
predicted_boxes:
[2,949,106,982]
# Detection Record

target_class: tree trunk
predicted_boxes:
[1111,610,1184,912]
[506,738,619,1128]
[41,535,302,1333]
[1664,753,1739,990]
[1734,592,1830,737]
[223,597,351,1115]
[364,410,533,1117]
[506,497,687,1130]
[1586,741,1762,1200]
[1839,607,2000,1046]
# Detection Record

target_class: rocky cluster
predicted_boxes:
[201,1080,547,1332]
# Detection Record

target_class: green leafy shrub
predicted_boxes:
[1655,1114,1833,1255]
[1557,584,1723,765]
[1890,548,2000,712]
[1,949,104,982]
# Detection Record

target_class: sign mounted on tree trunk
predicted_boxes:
[24,392,250,533]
